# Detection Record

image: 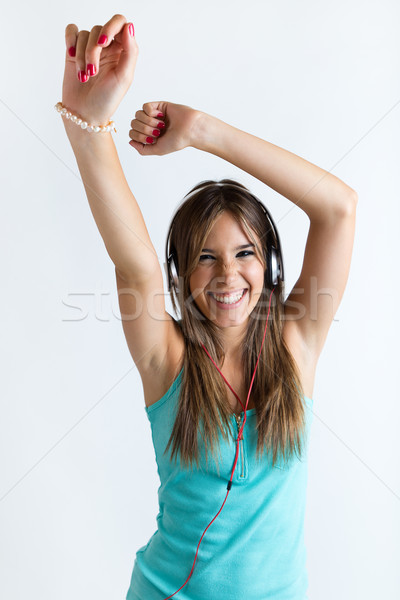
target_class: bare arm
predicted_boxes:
[64,120,159,282]
[60,16,181,380]
[61,14,164,282]
[190,111,358,362]
[130,103,357,366]
[191,112,357,219]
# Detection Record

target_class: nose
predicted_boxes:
[215,259,237,285]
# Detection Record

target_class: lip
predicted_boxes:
[208,289,248,309]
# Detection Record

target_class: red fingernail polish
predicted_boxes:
[68,46,76,57]
[157,122,165,130]
[128,23,135,37]
[98,34,108,45]
[157,112,164,118]
[78,71,88,83]
[152,129,160,137]
[146,137,154,144]
[87,64,96,76]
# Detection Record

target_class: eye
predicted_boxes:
[237,251,255,258]
[199,254,215,262]
[199,251,255,262]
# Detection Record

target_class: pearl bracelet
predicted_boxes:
[54,102,116,133]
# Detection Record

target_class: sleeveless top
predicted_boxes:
[126,367,314,600]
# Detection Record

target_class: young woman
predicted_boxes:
[59,14,357,600]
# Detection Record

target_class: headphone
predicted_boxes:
[165,184,285,293]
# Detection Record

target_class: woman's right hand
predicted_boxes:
[62,14,138,127]
[128,101,204,156]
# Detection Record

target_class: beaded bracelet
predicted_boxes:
[54,102,116,133]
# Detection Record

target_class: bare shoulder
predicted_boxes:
[140,318,185,408]
[282,320,318,400]
[115,267,185,407]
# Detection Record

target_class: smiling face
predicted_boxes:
[189,211,266,328]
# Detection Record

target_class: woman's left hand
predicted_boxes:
[128,101,203,156]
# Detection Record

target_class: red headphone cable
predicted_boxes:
[160,289,275,599]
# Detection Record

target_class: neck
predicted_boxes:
[219,323,247,367]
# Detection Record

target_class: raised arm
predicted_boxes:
[192,112,358,367]
[60,16,180,379]
[129,103,357,371]
[62,14,157,280]
[63,127,160,279]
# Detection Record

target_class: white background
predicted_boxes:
[1,1,399,598]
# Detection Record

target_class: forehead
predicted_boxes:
[203,212,256,245]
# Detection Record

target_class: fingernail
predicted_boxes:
[157,122,165,130]
[78,71,88,83]
[152,129,161,137]
[98,34,108,45]
[157,112,164,118]
[146,137,154,144]
[128,23,135,37]
[87,64,96,77]
[68,46,76,57]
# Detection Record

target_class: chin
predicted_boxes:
[204,309,250,328]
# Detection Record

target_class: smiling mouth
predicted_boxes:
[208,289,247,305]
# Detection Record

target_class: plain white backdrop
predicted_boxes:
[1,1,399,598]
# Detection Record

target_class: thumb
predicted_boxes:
[116,22,139,81]
[129,139,159,156]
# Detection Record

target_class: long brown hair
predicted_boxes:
[164,179,306,471]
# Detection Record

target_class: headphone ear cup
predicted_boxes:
[270,246,283,286]
[167,253,180,292]
[255,198,284,287]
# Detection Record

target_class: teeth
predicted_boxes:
[211,290,245,304]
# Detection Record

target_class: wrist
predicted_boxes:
[57,102,114,148]
[63,117,113,151]
[54,102,116,138]
[190,111,223,154]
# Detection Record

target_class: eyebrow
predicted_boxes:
[201,244,255,252]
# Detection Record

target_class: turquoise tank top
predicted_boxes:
[126,367,313,600]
